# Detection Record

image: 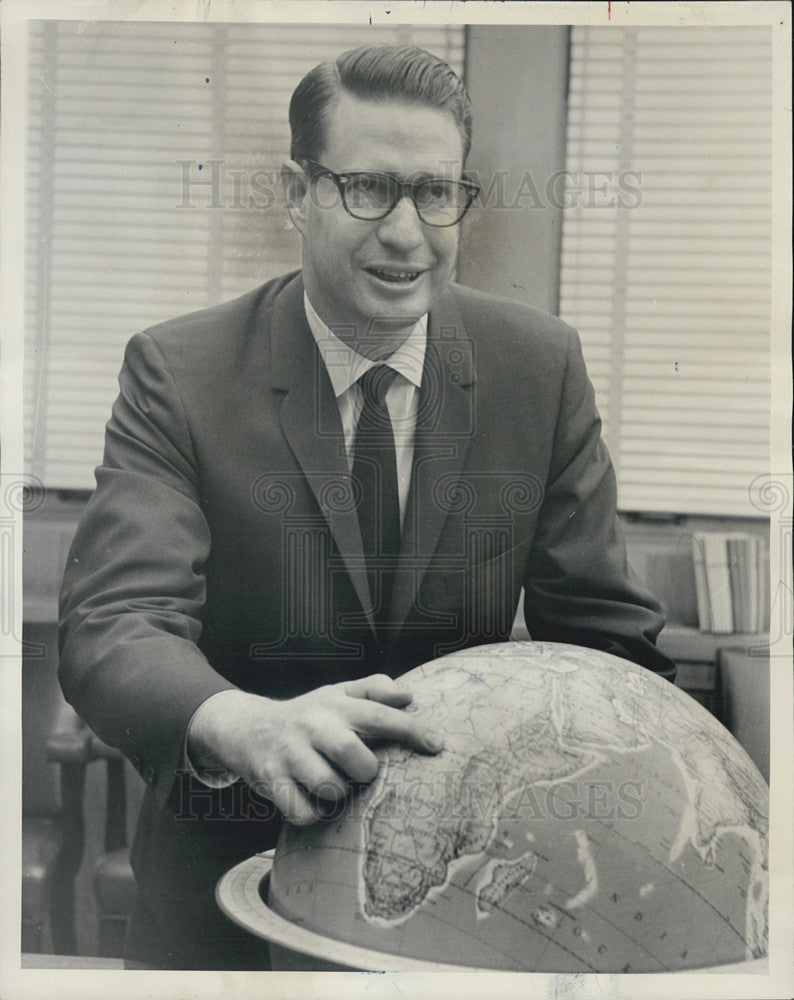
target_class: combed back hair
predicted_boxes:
[289,43,473,165]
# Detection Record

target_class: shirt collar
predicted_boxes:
[303,292,427,399]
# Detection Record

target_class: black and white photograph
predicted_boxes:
[1,2,791,998]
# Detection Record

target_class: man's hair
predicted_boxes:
[289,43,473,166]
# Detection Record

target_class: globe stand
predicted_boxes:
[215,852,768,975]
[216,852,478,972]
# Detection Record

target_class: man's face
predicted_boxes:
[285,93,465,346]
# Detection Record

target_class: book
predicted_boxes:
[692,531,767,635]
[700,532,734,634]
[727,535,745,633]
[691,534,712,632]
[727,533,761,633]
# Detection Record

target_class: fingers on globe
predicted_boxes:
[344,673,413,707]
[267,770,321,827]
[289,754,351,823]
[322,726,381,785]
[271,699,446,824]
[258,738,352,826]
[289,750,349,804]
[350,699,446,757]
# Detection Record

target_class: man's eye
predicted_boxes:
[347,175,392,204]
[417,182,451,205]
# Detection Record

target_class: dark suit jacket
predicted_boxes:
[59,271,674,966]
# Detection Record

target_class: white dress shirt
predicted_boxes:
[303,292,427,526]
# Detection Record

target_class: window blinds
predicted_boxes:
[24,21,465,490]
[560,26,772,517]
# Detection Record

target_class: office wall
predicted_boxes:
[458,26,570,316]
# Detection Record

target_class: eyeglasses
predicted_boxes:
[301,159,480,228]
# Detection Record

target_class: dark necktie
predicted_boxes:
[352,365,400,624]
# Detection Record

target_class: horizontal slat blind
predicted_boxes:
[559,27,772,517]
[25,22,465,490]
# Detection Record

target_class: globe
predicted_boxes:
[220,641,769,972]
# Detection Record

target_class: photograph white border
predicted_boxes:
[1,2,791,999]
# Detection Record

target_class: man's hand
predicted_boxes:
[187,675,444,825]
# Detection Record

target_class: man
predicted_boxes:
[59,44,674,969]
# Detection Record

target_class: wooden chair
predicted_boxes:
[83,735,138,958]
[22,654,88,954]
[23,642,140,957]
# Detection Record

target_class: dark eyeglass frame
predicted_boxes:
[300,158,480,228]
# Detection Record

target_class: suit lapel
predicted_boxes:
[269,278,476,642]
[388,288,476,635]
[269,276,374,632]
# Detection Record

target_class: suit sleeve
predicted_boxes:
[59,332,237,808]
[522,328,676,680]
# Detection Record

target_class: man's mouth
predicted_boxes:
[365,266,425,284]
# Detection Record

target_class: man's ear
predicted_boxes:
[282,160,309,235]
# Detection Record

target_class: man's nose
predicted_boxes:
[376,195,424,250]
